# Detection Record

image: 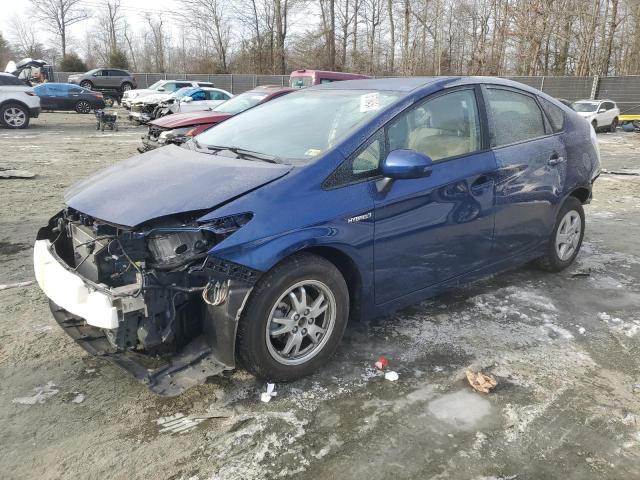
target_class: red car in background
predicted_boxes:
[139,85,293,152]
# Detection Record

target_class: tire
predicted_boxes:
[609,117,618,132]
[75,101,92,114]
[237,253,349,381]
[121,82,133,92]
[80,80,93,89]
[591,120,598,132]
[1,102,30,129]
[536,197,585,272]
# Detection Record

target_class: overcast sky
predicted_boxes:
[2,0,183,48]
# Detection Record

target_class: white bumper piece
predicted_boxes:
[33,240,119,329]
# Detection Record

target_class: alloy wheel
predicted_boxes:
[265,280,336,365]
[77,101,91,114]
[3,107,26,127]
[555,210,581,261]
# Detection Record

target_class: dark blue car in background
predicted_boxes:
[34,77,600,394]
[34,83,105,113]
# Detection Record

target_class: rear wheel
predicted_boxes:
[121,82,133,92]
[536,197,585,272]
[75,101,92,114]
[237,253,349,381]
[80,80,93,89]
[1,103,30,129]
[609,117,618,132]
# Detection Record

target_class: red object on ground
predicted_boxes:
[375,357,389,370]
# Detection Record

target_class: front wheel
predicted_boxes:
[236,253,349,381]
[80,80,93,89]
[121,82,133,92]
[1,103,30,129]
[536,197,585,272]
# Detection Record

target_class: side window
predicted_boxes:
[164,82,177,92]
[486,88,546,146]
[320,78,335,84]
[96,70,107,76]
[177,82,192,89]
[604,102,614,110]
[538,97,565,133]
[387,89,481,162]
[0,75,25,86]
[323,132,383,188]
[69,86,82,94]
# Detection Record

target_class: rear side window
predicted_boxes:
[0,75,25,86]
[387,88,482,162]
[69,86,83,94]
[486,88,546,146]
[538,97,565,133]
[208,91,229,100]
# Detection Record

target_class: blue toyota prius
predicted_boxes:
[34,77,600,394]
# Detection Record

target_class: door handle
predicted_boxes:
[470,176,495,195]
[548,153,565,166]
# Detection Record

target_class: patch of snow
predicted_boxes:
[12,382,59,405]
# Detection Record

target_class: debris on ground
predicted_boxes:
[261,383,277,403]
[384,371,399,382]
[0,281,34,291]
[465,370,497,393]
[601,168,640,176]
[375,356,389,370]
[12,382,59,405]
[572,269,591,277]
[632,384,640,394]
[156,412,231,435]
[0,169,36,179]
[71,393,85,404]
[578,327,586,335]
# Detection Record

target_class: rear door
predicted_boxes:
[483,86,565,256]
[47,83,69,110]
[373,86,497,304]
[34,84,53,109]
[68,85,84,109]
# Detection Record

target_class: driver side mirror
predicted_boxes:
[598,107,606,113]
[157,86,165,92]
[377,149,433,193]
[381,149,433,179]
[182,96,192,103]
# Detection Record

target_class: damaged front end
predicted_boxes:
[34,209,259,395]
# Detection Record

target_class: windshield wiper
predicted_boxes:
[205,145,281,164]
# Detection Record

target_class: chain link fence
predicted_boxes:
[53,72,640,114]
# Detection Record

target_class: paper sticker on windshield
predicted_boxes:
[360,92,380,112]
[305,148,322,157]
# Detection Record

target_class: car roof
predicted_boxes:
[313,77,444,92]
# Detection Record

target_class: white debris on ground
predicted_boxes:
[261,383,277,403]
[12,382,59,405]
[71,393,85,404]
[384,371,399,382]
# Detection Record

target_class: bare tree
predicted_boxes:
[28,0,87,58]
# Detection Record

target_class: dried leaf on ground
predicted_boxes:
[466,370,497,393]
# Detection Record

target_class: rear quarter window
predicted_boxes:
[0,75,26,86]
[538,97,565,133]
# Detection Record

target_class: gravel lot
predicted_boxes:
[1,111,640,480]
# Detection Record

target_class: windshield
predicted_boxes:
[171,87,198,99]
[572,102,599,113]
[290,76,313,88]
[148,81,163,90]
[197,89,401,163]
[86,68,99,75]
[213,91,269,114]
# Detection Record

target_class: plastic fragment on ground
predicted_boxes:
[261,383,277,403]
[375,356,389,370]
[0,169,35,179]
[466,370,497,393]
[384,371,399,382]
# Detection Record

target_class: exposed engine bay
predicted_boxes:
[35,208,259,395]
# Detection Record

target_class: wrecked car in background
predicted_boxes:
[129,87,232,124]
[34,77,600,394]
[139,85,293,152]
[122,79,215,109]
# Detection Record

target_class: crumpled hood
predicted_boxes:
[137,93,172,105]
[64,145,292,227]
[150,111,232,129]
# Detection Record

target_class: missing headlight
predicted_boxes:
[147,230,215,269]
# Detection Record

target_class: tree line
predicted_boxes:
[1,0,639,77]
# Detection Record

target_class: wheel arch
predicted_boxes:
[569,186,591,204]
[296,245,363,323]
[0,99,30,113]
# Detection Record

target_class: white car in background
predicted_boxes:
[122,79,215,109]
[0,72,41,128]
[572,99,620,132]
[129,87,232,123]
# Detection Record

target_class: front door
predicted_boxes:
[373,87,497,305]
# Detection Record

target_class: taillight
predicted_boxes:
[94,93,104,99]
